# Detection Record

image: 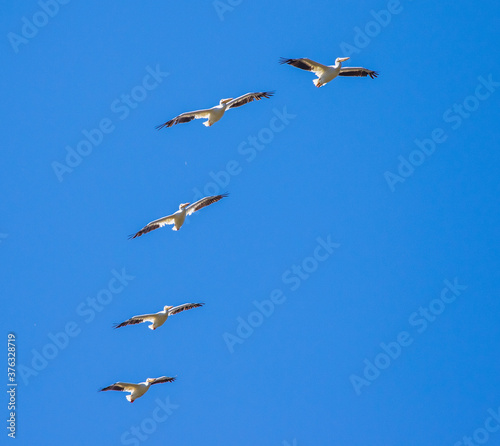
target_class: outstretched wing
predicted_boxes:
[226,92,274,110]
[186,193,228,216]
[129,214,175,239]
[279,57,328,77]
[113,313,157,329]
[339,67,378,79]
[156,109,212,130]
[168,302,204,316]
[150,376,176,385]
[100,382,138,392]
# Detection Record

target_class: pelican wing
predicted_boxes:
[339,67,378,79]
[186,193,228,216]
[156,109,212,130]
[150,376,176,385]
[129,214,175,239]
[279,57,328,76]
[168,302,204,316]
[226,92,274,110]
[113,313,157,329]
[100,382,139,393]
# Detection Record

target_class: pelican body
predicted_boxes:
[199,98,232,127]
[316,57,349,87]
[170,202,189,231]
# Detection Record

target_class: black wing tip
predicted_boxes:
[156,120,173,130]
[128,229,146,239]
[279,57,312,71]
[157,120,176,130]
[210,192,229,199]
[154,376,177,384]
[371,71,379,79]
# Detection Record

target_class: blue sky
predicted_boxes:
[2,1,500,445]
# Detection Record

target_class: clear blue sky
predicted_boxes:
[2,1,500,445]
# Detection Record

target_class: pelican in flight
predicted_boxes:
[113,303,204,330]
[100,376,176,403]
[129,193,228,238]
[279,57,378,87]
[156,91,274,129]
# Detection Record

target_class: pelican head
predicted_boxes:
[220,98,233,105]
[146,378,155,384]
[336,57,350,64]
[164,305,174,312]
[179,202,190,210]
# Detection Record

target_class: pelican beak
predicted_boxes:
[338,57,350,62]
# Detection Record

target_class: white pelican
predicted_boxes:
[129,193,228,238]
[100,376,176,403]
[279,57,378,87]
[113,303,204,330]
[156,91,274,128]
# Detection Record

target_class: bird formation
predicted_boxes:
[100,55,378,403]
